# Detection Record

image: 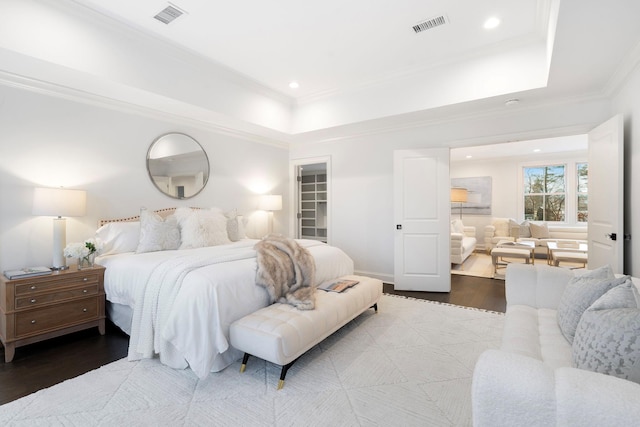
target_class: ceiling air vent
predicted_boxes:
[412,15,448,33]
[154,4,185,25]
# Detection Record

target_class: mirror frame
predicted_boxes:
[146,132,210,199]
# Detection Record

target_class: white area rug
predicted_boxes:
[0,294,504,426]
[451,252,496,279]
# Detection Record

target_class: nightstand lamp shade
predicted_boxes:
[259,194,282,235]
[33,188,87,270]
[258,194,282,211]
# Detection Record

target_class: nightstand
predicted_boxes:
[0,265,106,362]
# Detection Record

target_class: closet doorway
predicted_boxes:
[291,157,330,243]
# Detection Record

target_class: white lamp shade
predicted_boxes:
[450,187,468,203]
[259,194,282,211]
[33,187,87,217]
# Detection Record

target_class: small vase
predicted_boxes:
[77,253,95,270]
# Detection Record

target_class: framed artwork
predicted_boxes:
[451,176,492,215]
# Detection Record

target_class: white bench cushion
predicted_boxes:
[229,275,382,366]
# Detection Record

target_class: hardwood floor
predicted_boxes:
[0,274,505,406]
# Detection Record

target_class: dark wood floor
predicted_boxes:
[0,273,504,405]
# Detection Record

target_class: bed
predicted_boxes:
[95,207,354,378]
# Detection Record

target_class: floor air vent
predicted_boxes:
[413,15,448,33]
[154,4,184,24]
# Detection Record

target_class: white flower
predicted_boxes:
[64,242,89,258]
[64,238,103,259]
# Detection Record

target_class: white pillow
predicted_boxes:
[451,219,465,234]
[572,280,640,383]
[556,265,627,343]
[136,208,181,253]
[530,222,550,239]
[95,221,140,255]
[175,207,231,249]
[492,218,509,236]
[226,211,247,241]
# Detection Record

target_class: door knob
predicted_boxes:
[606,233,617,241]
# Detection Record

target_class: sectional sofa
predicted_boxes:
[472,264,640,426]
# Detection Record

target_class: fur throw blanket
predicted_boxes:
[254,234,317,310]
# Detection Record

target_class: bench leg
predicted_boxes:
[278,358,299,390]
[371,303,378,313]
[239,352,250,373]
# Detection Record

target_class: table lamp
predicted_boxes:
[33,187,87,270]
[450,187,468,219]
[259,194,282,235]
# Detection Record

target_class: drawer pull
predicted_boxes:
[30,299,37,303]
[83,289,88,293]
[31,320,36,324]
[83,308,88,312]
[83,278,88,282]
[30,285,37,290]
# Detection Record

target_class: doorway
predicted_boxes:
[291,158,330,243]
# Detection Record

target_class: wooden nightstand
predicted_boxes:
[0,265,106,362]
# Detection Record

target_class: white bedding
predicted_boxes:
[96,239,354,378]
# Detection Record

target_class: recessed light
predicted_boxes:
[505,98,520,106]
[289,81,299,89]
[533,149,541,153]
[466,155,473,159]
[483,17,500,30]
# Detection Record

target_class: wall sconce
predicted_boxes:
[259,194,282,235]
[32,187,87,269]
[450,187,468,220]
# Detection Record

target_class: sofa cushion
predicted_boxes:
[502,305,573,369]
[530,222,550,238]
[493,218,510,237]
[519,220,531,238]
[556,265,628,343]
[572,280,640,383]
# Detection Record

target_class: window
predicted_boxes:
[577,162,588,222]
[523,165,566,221]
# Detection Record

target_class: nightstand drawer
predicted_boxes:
[14,271,101,296]
[15,284,99,309]
[15,297,99,337]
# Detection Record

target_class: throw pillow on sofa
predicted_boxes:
[529,222,550,238]
[572,280,640,383]
[556,265,628,343]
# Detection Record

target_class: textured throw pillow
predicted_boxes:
[519,220,531,238]
[95,221,140,255]
[451,219,465,234]
[572,280,640,383]
[508,219,520,238]
[529,222,550,238]
[556,265,628,343]
[175,207,231,249]
[136,208,180,253]
[493,218,509,237]
[226,211,247,241]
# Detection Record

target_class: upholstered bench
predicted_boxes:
[229,275,382,389]
[553,251,588,268]
[491,247,532,273]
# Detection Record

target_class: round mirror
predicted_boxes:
[146,133,209,199]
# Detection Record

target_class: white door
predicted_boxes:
[588,114,624,273]
[394,148,451,291]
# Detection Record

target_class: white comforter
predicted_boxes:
[96,239,354,378]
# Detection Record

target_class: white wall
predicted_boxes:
[291,97,612,282]
[0,84,289,271]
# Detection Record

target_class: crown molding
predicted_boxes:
[0,70,291,149]
[603,39,640,98]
